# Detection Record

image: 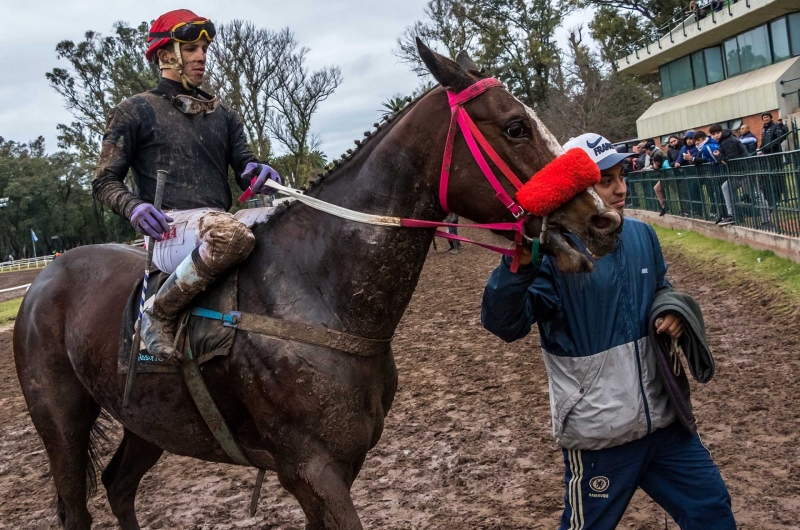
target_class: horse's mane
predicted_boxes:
[257,85,439,228]
[305,85,437,191]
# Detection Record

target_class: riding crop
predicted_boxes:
[123,169,167,408]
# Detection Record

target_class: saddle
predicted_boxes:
[117,268,238,375]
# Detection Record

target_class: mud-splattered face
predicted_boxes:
[157,38,210,86]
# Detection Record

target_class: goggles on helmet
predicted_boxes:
[150,20,216,43]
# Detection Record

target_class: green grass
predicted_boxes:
[652,225,800,302]
[0,298,22,326]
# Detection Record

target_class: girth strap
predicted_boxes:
[177,313,253,467]
[190,308,392,357]
[176,312,266,515]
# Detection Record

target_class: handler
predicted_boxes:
[481,134,735,529]
[93,9,280,361]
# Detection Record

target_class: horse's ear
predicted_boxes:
[455,50,481,74]
[416,38,475,92]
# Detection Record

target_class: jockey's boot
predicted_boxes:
[141,249,215,361]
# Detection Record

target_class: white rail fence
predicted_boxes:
[0,256,55,273]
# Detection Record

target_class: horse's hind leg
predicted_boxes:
[16,347,100,530]
[101,428,163,530]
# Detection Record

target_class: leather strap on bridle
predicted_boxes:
[439,78,531,271]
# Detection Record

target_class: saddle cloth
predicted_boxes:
[117,262,239,375]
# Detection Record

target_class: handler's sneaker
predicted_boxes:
[717,216,734,226]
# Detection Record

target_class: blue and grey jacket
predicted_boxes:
[481,219,676,450]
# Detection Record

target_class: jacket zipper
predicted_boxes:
[634,339,652,434]
[618,238,652,435]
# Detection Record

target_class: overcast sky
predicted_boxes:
[0,1,592,160]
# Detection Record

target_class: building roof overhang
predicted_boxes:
[617,0,799,76]
[636,56,800,139]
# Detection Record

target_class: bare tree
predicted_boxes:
[268,49,342,188]
[396,0,478,76]
[539,27,654,142]
[396,0,568,108]
[207,22,296,161]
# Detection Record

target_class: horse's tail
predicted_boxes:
[86,409,115,497]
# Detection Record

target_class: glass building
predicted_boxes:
[617,0,800,147]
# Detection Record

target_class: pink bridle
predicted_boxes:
[400,78,532,271]
[239,78,539,271]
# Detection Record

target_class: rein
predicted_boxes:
[256,77,539,272]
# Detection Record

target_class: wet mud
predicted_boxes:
[0,231,797,529]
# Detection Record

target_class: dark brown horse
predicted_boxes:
[14,43,621,530]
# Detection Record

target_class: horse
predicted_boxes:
[14,41,622,530]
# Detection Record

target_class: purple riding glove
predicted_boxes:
[130,203,173,240]
[243,162,282,195]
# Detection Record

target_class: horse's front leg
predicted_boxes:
[276,451,363,530]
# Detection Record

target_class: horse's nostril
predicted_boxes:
[590,211,621,234]
[591,215,612,231]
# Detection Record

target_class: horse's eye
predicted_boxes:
[506,122,528,139]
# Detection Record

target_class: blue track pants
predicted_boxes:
[559,421,735,530]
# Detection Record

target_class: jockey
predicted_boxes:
[93,9,280,361]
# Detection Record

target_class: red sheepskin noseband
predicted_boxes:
[515,148,601,217]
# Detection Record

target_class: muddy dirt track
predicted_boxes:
[0,269,40,304]
[0,233,798,529]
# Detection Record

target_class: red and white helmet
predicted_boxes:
[145,9,214,61]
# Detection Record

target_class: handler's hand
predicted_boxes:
[517,246,533,266]
[656,312,684,339]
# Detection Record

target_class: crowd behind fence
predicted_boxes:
[626,149,800,238]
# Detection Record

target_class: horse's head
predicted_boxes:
[416,40,622,273]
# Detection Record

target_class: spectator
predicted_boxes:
[665,135,682,166]
[644,141,665,162]
[693,129,729,223]
[634,140,650,171]
[694,130,718,164]
[674,131,701,167]
[759,112,783,154]
[710,123,749,226]
[617,145,634,176]
[738,124,758,155]
[775,118,789,150]
[444,212,460,252]
[689,0,708,21]
[711,124,748,163]
[651,152,671,216]
[756,113,787,221]
[651,152,669,170]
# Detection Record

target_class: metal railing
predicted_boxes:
[0,255,55,273]
[618,0,748,64]
[626,150,800,237]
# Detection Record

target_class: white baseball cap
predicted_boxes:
[563,133,635,171]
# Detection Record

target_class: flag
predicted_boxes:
[30,229,38,243]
